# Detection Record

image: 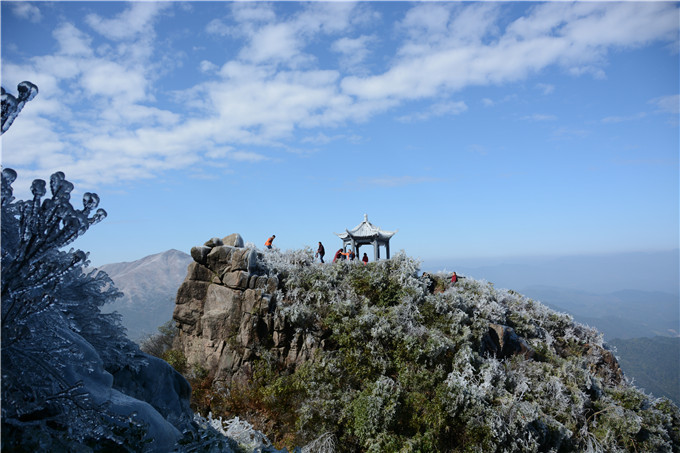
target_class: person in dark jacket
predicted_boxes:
[316,242,325,263]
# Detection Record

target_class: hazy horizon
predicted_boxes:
[422,248,679,295]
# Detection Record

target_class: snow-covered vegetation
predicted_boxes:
[177,247,680,452]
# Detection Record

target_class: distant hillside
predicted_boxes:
[98,249,192,341]
[518,286,679,340]
[609,336,680,406]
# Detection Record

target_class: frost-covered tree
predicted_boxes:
[0,167,154,450]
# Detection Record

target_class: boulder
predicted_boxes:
[185,261,218,283]
[482,323,534,360]
[190,246,211,265]
[222,233,245,248]
[204,237,224,248]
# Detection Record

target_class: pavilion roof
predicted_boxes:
[335,214,397,241]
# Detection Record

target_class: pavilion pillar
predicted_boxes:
[385,241,390,259]
[373,238,379,261]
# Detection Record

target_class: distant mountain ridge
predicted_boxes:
[98,249,192,341]
[519,286,679,340]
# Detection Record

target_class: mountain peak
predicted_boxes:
[98,249,192,341]
[167,239,680,451]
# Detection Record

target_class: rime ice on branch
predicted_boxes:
[1,168,109,331]
[1,81,38,134]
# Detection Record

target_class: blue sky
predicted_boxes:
[2,1,678,270]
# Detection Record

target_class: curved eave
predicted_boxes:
[341,229,398,242]
[378,230,398,240]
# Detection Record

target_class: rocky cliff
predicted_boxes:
[173,235,325,388]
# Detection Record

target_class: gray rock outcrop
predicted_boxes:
[482,323,535,360]
[173,235,323,387]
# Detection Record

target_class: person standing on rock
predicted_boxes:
[316,241,325,263]
[265,235,275,249]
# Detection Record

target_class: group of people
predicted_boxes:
[266,237,463,280]
[264,235,368,265]
[330,247,369,265]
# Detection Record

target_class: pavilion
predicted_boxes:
[335,214,397,261]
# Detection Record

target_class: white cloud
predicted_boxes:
[361,175,441,188]
[240,22,304,65]
[301,132,345,145]
[85,3,169,41]
[231,2,276,25]
[342,2,678,101]
[332,35,375,71]
[205,18,232,37]
[397,101,467,122]
[236,2,359,68]
[650,95,680,115]
[229,150,268,162]
[80,61,148,103]
[467,144,487,156]
[53,23,93,56]
[536,83,555,95]
[521,114,557,122]
[3,1,678,191]
[601,112,647,124]
[200,60,219,73]
[12,2,42,23]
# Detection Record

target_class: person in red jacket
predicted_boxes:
[362,253,369,265]
[332,249,343,263]
[265,235,275,249]
[451,272,465,284]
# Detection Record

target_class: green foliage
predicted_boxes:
[163,349,188,374]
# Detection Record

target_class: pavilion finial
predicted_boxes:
[364,213,368,222]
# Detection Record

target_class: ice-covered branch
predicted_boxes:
[1,81,38,134]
